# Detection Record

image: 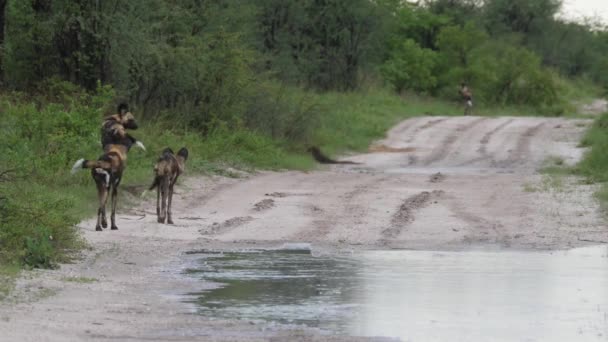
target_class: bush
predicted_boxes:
[240,81,322,144]
[577,112,608,182]
[465,42,564,111]
[381,39,438,93]
[0,185,81,268]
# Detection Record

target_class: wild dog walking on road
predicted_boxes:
[71,104,145,231]
[149,147,189,224]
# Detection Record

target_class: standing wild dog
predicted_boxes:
[101,103,145,151]
[71,104,145,231]
[149,147,189,224]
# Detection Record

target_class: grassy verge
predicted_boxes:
[0,86,460,271]
[0,80,601,273]
[575,112,608,212]
[312,90,460,155]
[0,265,19,300]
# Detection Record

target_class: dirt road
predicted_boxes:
[0,116,605,341]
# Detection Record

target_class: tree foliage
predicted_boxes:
[381,39,438,93]
[0,0,606,114]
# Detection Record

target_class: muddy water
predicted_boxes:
[184,246,608,341]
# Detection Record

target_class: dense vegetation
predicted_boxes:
[577,112,608,212]
[0,0,607,269]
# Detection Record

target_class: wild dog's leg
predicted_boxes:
[110,177,121,230]
[156,178,161,220]
[159,177,169,224]
[95,180,109,231]
[167,176,178,225]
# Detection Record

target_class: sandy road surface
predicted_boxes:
[0,116,606,341]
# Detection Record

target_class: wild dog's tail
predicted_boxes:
[149,175,162,191]
[71,159,112,186]
[71,159,87,174]
[71,159,112,173]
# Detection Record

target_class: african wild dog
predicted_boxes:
[71,103,145,231]
[459,83,473,116]
[149,147,189,224]
[101,103,145,151]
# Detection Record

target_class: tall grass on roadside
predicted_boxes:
[0,82,461,269]
[576,112,608,211]
[577,112,608,182]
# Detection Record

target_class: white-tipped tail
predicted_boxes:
[135,141,146,151]
[71,159,85,174]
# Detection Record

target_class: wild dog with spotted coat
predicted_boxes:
[149,147,188,224]
[71,104,145,231]
[101,103,145,151]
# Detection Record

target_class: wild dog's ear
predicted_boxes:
[177,147,189,160]
[162,147,174,156]
[118,103,129,115]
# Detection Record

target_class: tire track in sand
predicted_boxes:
[457,118,515,167]
[495,122,545,168]
[382,190,444,240]
[405,118,448,143]
[290,176,390,242]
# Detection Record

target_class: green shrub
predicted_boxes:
[577,112,608,182]
[381,39,438,93]
[466,42,564,112]
[0,185,82,268]
[24,227,55,269]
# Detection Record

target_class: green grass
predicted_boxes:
[574,112,608,212]
[0,85,462,273]
[61,276,98,283]
[0,80,603,275]
[311,89,460,155]
[0,265,19,300]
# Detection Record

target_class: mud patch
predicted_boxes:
[423,117,486,166]
[368,145,416,153]
[265,192,312,198]
[429,172,446,183]
[253,199,275,212]
[498,123,544,168]
[383,190,444,238]
[200,216,254,235]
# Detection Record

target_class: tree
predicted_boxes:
[425,0,483,26]
[483,0,562,36]
[381,39,438,93]
[256,0,382,90]
[436,22,487,67]
[0,0,7,83]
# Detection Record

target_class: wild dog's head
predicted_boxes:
[161,147,175,157]
[117,103,138,130]
[177,147,189,161]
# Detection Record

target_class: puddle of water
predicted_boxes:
[184,246,608,341]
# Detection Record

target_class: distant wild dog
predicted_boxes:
[149,147,189,224]
[459,83,473,116]
[71,104,145,231]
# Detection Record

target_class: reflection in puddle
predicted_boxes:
[184,246,608,341]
